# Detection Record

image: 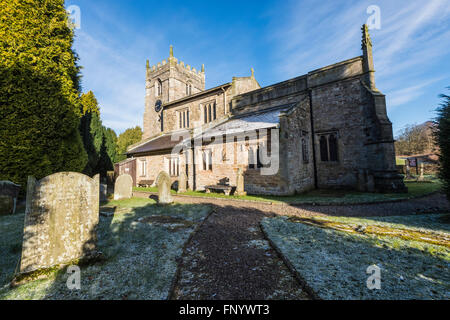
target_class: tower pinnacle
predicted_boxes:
[361,24,376,91]
[170,45,174,58]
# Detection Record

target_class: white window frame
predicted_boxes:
[140,160,147,177]
[169,156,179,177]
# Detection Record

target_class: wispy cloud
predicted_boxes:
[70,0,450,135]
[267,0,450,132]
[387,77,445,108]
[75,30,145,133]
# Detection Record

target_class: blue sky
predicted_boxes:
[66,0,450,136]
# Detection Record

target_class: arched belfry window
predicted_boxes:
[186,82,192,96]
[157,79,162,97]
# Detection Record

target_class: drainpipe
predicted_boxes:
[308,89,318,189]
[191,141,197,190]
[221,87,227,115]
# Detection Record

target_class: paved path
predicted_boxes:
[165,193,449,300]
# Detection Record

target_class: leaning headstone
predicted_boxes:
[114,174,133,200]
[235,168,247,196]
[0,180,21,215]
[178,172,187,193]
[156,171,173,204]
[20,172,99,274]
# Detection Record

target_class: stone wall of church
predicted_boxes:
[311,76,369,189]
[280,96,315,194]
[193,132,288,195]
[168,62,205,102]
[162,89,228,133]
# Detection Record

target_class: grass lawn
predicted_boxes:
[261,213,450,299]
[0,198,212,300]
[134,181,442,205]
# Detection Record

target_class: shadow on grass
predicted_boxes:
[0,198,211,300]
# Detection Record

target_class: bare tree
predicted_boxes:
[395,122,436,156]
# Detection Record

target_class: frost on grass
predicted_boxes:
[0,213,24,287]
[261,214,450,300]
[247,239,271,251]
[0,199,211,300]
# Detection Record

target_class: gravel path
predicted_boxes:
[171,204,309,300]
[162,193,450,300]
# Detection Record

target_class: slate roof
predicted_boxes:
[198,104,294,139]
[127,133,187,155]
[127,104,295,155]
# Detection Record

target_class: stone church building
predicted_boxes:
[123,25,405,195]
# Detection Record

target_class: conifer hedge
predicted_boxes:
[0,0,88,187]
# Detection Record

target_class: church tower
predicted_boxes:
[143,45,206,139]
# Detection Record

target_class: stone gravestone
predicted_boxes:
[156,171,173,204]
[114,174,133,200]
[418,163,425,181]
[405,163,411,179]
[20,172,99,274]
[0,181,21,215]
[235,168,247,196]
[100,183,108,202]
[178,172,187,193]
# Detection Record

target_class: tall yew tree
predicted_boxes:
[435,89,450,200]
[80,91,115,177]
[0,0,87,187]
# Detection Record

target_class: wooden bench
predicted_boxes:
[138,180,154,188]
[205,184,234,196]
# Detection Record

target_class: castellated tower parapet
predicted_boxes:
[142,45,206,139]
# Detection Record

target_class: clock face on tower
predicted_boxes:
[155,99,162,112]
